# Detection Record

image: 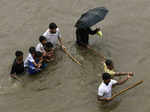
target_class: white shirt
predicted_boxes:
[43,28,61,47]
[36,43,45,53]
[24,53,35,67]
[98,79,118,98]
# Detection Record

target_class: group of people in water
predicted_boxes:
[10,22,65,78]
[75,26,135,101]
[10,22,134,102]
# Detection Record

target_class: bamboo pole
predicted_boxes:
[62,48,81,65]
[111,80,143,99]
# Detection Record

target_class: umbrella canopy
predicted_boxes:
[75,7,108,28]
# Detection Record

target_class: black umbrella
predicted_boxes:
[75,7,108,28]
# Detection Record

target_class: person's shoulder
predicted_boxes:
[110,79,118,84]
[111,79,116,82]
[12,58,17,65]
[36,42,40,46]
[27,53,33,59]
[36,43,42,47]
[43,29,49,35]
[28,53,32,57]
[36,43,41,50]
[98,82,107,94]
[99,82,105,89]
[56,28,60,32]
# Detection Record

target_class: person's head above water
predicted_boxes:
[15,50,23,63]
[35,51,43,60]
[49,22,57,34]
[29,47,36,57]
[15,51,23,57]
[102,72,111,85]
[45,42,53,51]
[39,36,47,45]
[105,59,114,70]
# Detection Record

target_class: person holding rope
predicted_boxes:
[43,22,65,50]
[103,59,134,78]
[97,72,132,102]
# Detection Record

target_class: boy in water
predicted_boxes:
[103,59,134,77]
[24,47,41,75]
[10,51,24,78]
[44,42,55,61]
[35,51,46,69]
[36,36,47,56]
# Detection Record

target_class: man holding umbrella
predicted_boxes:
[75,7,108,48]
[76,26,100,48]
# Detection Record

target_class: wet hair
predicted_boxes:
[29,47,36,54]
[105,59,113,66]
[39,36,46,43]
[46,42,53,48]
[15,50,23,57]
[35,51,42,58]
[44,42,53,52]
[49,22,57,29]
[102,73,111,80]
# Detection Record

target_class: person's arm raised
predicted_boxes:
[114,75,132,86]
[115,72,134,76]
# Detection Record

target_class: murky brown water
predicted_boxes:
[0,0,149,112]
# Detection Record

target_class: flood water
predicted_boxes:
[0,0,149,112]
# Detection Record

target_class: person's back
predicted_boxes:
[76,28,89,46]
[76,27,99,47]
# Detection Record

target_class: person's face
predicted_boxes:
[39,56,43,60]
[50,28,56,34]
[16,56,23,64]
[32,53,36,58]
[108,64,114,70]
[104,79,111,85]
[42,40,47,45]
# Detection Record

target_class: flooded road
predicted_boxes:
[0,0,149,112]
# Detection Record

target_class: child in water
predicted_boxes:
[36,36,47,56]
[10,50,24,78]
[44,42,55,61]
[103,59,134,78]
[24,47,41,75]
